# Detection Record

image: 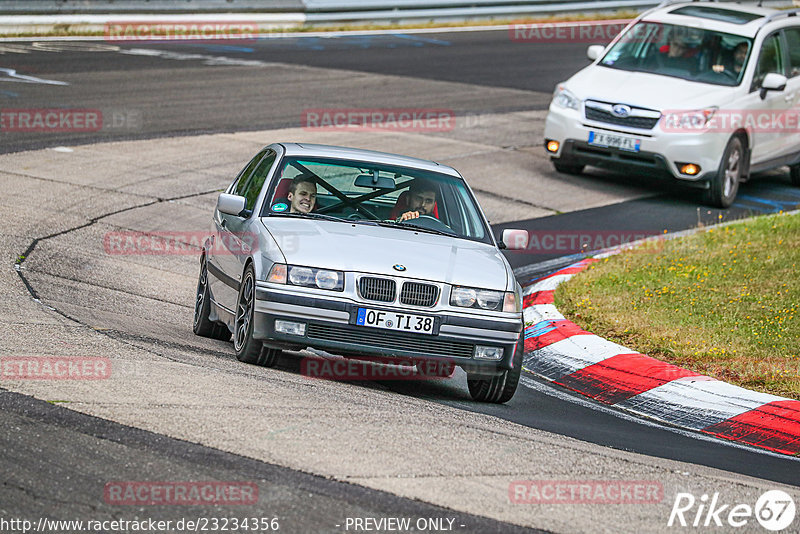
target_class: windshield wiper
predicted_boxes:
[376,220,455,237]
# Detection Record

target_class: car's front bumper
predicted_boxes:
[544,103,730,183]
[252,286,522,375]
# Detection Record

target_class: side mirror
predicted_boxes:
[217,193,247,216]
[501,229,529,250]
[587,45,605,61]
[760,72,787,100]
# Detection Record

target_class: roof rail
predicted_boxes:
[656,0,717,7]
[761,7,800,25]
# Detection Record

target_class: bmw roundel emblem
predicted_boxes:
[612,104,631,118]
[393,264,407,272]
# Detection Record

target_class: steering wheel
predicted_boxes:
[347,212,366,220]
[399,214,455,234]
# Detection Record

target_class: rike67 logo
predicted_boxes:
[668,490,796,531]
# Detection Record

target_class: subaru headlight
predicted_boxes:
[662,107,718,131]
[451,286,517,312]
[553,84,581,111]
[269,264,344,291]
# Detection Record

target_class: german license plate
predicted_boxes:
[588,131,641,152]
[356,308,434,335]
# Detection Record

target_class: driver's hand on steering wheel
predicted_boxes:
[397,211,421,222]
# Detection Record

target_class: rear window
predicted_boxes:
[669,6,763,25]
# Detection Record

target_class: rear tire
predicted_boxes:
[790,164,800,186]
[553,159,585,175]
[234,265,264,364]
[467,338,523,404]
[193,257,232,342]
[705,136,743,208]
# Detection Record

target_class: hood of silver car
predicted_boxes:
[262,218,510,290]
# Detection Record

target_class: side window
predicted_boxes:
[241,150,277,211]
[784,28,800,78]
[232,149,268,197]
[752,33,785,90]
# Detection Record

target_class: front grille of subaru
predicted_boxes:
[584,101,660,130]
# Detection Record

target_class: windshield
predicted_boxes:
[261,156,492,244]
[599,22,752,86]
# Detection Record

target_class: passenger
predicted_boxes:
[657,31,699,72]
[396,179,437,222]
[288,176,317,214]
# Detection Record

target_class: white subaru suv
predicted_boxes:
[544,1,800,207]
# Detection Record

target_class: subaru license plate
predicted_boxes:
[588,131,641,152]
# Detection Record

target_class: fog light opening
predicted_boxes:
[275,320,306,336]
[474,345,504,360]
[679,163,701,176]
[546,140,560,153]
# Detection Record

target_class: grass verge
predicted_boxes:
[554,211,800,399]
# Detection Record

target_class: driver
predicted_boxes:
[288,176,317,214]
[397,179,437,222]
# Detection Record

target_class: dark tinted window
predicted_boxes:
[241,150,276,211]
[784,28,800,78]
[232,148,268,197]
[752,33,785,90]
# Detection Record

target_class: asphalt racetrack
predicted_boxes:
[2,28,800,533]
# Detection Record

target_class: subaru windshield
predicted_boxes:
[599,21,752,86]
[261,157,493,244]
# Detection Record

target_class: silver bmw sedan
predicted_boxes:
[193,143,528,403]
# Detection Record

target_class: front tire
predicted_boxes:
[467,338,523,404]
[234,265,264,364]
[705,136,743,208]
[193,257,231,342]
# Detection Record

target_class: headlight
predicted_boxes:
[553,84,581,111]
[268,264,344,291]
[451,286,517,312]
[662,107,718,132]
